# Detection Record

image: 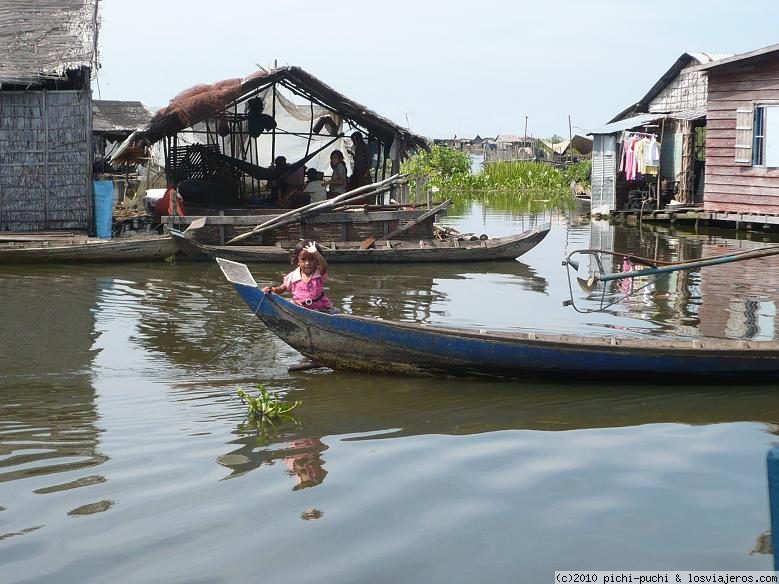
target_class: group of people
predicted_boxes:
[270,132,373,209]
[259,132,376,314]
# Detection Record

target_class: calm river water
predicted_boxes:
[2,198,779,583]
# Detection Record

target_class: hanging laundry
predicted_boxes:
[643,136,661,175]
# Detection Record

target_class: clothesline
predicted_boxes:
[623,130,657,138]
[619,132,661,180]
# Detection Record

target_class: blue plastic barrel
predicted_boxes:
[93,180,114,239]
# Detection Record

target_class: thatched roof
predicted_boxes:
[0,0,98,85]
[132,66,428,151]
[93,100,155,134]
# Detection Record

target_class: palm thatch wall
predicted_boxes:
[0,0,98,232]
[0,91,92,231]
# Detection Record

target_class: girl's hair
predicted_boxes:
[291,240,324,265]
[330,150,347,173]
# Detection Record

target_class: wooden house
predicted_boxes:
[697,43,779,215]
[0,0,99,232]
[589,53,730,215]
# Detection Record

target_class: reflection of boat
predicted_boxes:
[570,181,591,214]
[218,258,779,380]
[574,194,591,214]
[0,235,177,264]
[172,223,550,263]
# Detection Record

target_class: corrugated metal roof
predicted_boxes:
[668,108,706,121]
[587,114,664,135]
[696,43,779,71]
[0,0,98,85]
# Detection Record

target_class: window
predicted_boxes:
[754,107,765,165]
[738,105,779,167]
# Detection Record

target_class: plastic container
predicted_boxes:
[93,180,114,239]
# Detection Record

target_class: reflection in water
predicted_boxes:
[576,221,779,339]
[4,200,779,581]
[219,414,328,490]
[0,268,105,541]
[284,437,328,490]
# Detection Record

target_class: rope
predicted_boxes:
[564,255,672,314]
[190,292,266,378]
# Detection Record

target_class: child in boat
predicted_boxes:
[262,241,334,312]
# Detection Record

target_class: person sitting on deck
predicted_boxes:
[328,150,347,197]
[303,168,327,203]
[270,156,306,205]
[262,241,334,312]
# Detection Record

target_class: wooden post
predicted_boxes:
[271,82,277,163]
[656,117,666,211]
[42,90,49,230]
[523,116,528,147]
[568,114,573,165]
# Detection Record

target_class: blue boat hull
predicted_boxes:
[219,259,779,381]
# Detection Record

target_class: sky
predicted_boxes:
[94,0,779,140]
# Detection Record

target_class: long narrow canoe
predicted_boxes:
[0,235,177,264]
[218,258,779,381]
[174,223,550,263]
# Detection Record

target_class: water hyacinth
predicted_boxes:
[402,146,590,201]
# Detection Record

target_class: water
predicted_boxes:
[2,200,779,583]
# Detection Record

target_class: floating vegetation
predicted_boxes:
[402,146,590,206]
[237,385,300,421]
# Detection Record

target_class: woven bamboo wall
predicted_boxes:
[0,90,92,231]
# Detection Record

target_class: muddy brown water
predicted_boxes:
[2,201,779,583]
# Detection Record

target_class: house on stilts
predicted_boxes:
[0,0,99,233]
[113,66,432,245]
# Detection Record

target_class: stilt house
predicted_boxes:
[0,0,99,232]
[696,43,779,215]
[589,52,730,215]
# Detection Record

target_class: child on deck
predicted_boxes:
[262,241,334,312]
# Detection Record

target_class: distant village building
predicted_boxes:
[433,135,486,155]
[485,134,536,162]
[0,0,99,232]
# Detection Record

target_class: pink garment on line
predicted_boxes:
[624,137,637,181]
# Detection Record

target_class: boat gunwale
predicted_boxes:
[260,285,779,355]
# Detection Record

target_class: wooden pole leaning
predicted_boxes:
[224,174,402,245]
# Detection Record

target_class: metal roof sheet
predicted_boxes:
[587,114,664,135]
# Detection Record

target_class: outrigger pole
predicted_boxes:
[564,244,779,285]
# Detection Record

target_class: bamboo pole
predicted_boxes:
[225,174,401,245]
[594,244,779,283]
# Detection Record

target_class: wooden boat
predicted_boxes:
[217,258,779,380]
[574,194,591,214]
[172,223,550,263]
[0,235,177,264]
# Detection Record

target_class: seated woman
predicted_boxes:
[328,150,347,198]
[303,168,327,203]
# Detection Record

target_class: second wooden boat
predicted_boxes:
[0,235,177,264]
[172,223,550,263]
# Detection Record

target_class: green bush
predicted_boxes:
[402,145,474,188]
[560,160,592,188]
